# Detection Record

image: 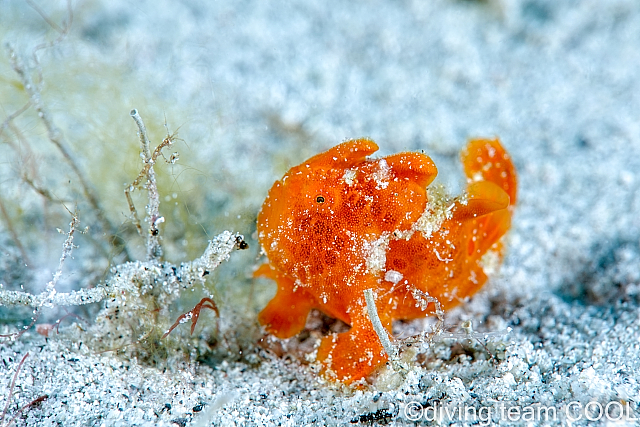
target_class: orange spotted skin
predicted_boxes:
[256,138,517,384]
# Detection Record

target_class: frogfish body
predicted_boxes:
[256,138,517,383]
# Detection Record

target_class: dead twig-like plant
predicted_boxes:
[5,43,131,261]
[0,208,80,340]
[126,110,178,260]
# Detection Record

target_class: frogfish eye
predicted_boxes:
[316,195,325,204]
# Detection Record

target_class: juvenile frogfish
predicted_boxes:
[255,138,517,384]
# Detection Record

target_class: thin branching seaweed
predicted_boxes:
[0,97,247,363]
[5,44,129,260]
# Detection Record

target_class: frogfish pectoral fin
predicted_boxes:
[255,264,315,339]
[316,305,391,384]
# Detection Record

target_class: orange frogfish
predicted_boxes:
[255,138,517,384]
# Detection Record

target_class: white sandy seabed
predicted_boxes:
[1,0,640,426]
